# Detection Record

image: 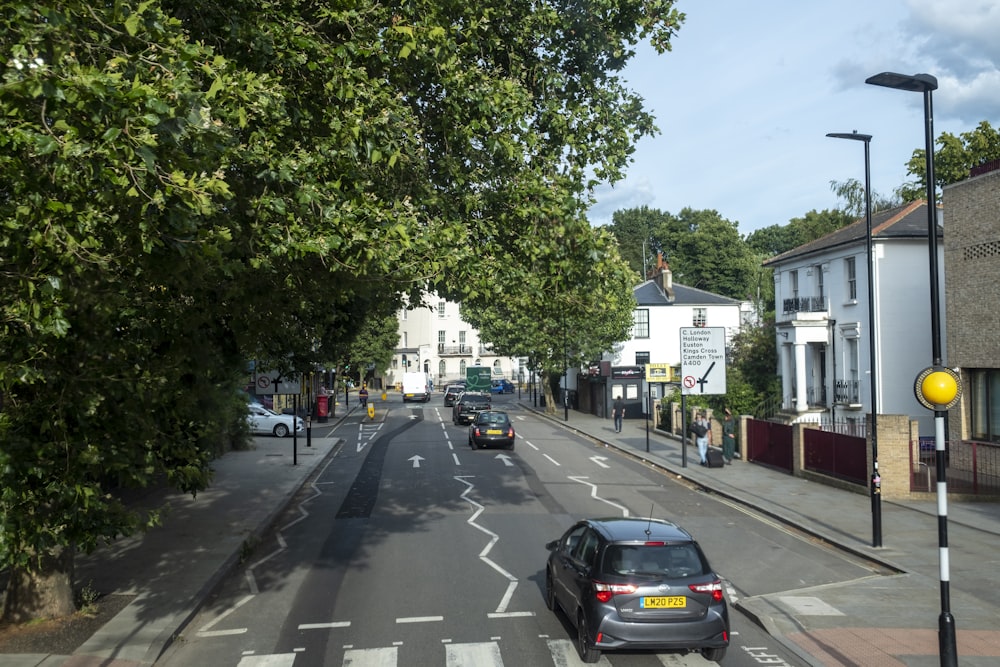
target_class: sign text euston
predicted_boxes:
[680,327,727,395]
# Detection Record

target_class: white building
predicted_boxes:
[581,256,743,419]
[763,200,944,431]
[388,295,522,391]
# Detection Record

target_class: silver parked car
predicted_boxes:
[545,517,729,663]
[247,404,304,437]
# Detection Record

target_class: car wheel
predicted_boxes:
[576,611,600,663]
[703,647,727,663]
[469,437,477,449]
[273,423,289,438]
[544,569,556,611]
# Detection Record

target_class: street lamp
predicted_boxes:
[827,131,881,548]
[866,71,956,667]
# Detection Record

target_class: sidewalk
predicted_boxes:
[523,399,1000,667]
[0,419,345,667]
[4,400,1000,667]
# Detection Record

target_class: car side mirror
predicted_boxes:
[545,540,558,551]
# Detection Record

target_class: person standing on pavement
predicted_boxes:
[612,396,625,433]
[721,408,737,464]
[693,411,712,465]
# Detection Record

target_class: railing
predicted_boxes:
[782,296,826,314]
[910,439,1000,496]
[807,385,827,408]
[834,379,860,404]
[437,344,473,356]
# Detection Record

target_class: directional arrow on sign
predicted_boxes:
[495,453,515,467]
[409,455,425,468]
[590,456,610,469]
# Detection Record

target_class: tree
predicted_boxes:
[901,120,1000,201]
[1,0,686,621]
[461,222,636,415]
[608,207,756,300]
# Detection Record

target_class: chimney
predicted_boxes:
[652,252,674,301]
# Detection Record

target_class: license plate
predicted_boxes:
[641,596,686,609]
[486,429,502,435]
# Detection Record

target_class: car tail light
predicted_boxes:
[689,579,724,603]
[593,581,637,603]
[506,427,514,437]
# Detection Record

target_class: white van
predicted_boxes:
[402,372,431,402]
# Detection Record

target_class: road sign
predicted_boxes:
[680,327,727,395]
[253,370,301,395]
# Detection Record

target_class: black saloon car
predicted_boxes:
[443,384,465,407]
[545,517,729,663]
[468,410,515,450]
[452,392,491,425]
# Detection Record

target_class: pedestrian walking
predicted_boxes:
[721,408,736,464]
[690,411,712,465]
[612,397,625,433]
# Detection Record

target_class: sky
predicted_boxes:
[586,0,1000,234]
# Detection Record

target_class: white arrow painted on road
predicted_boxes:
[495,453,515,467]
[590,455,610,469]
[409,455,425,468]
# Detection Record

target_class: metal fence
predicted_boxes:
[910,439,1000,496]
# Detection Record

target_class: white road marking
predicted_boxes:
[569,476,630,517]
[299,621,351,629]
[495,453,514,466]
[543,453,561,466]
[236,654,297,666]
[396,615,444,623]
[342,646,397,666]
[590,455,610,468]
[409,455,425,468]
[455,476,525,615]
[445,642,504,667]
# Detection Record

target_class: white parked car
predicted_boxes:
[247,404,304,437]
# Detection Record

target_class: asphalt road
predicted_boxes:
[157,394,887,667]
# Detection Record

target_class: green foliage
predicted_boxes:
[607,207,757,299]
[902,120,1000,201]
[745,208,854,257]
[1,0,686,616]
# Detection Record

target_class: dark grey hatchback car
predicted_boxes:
[545,517,729,663]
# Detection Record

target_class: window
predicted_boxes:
[816,265,825,301]
[969,370,1000,443]
[845,257,857,300]
[459,360,467,376]
[459,330,467,353]
[402,332,407,348]
[437,301,446,318]
[633,309,649,338]
[789,270,799,300]
[635,351,650,365]
[438,360,446,377]
[493,360,502,373]
[693,308,707,327]
[438,330,446,344]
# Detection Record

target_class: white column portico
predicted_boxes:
[794,342,808,412]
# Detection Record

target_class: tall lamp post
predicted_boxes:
[826,130,882,548]
[866,71,956,667]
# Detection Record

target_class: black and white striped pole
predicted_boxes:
[867,70,961,667]
[915,366,961,667]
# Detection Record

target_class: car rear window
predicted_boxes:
[478,412,508,426]
[603,544,706,578]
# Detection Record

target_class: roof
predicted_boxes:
[762,200,941,266]
[586,517,693,542]
[634,280,742,307]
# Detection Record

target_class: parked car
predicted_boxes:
[452,392,491,425]
[468,411,515,450]
[491,379,515,394]
[443,384,465,407]
[247,404,304,438]
[545,517,729,664]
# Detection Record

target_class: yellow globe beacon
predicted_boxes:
[914,366,962,410]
